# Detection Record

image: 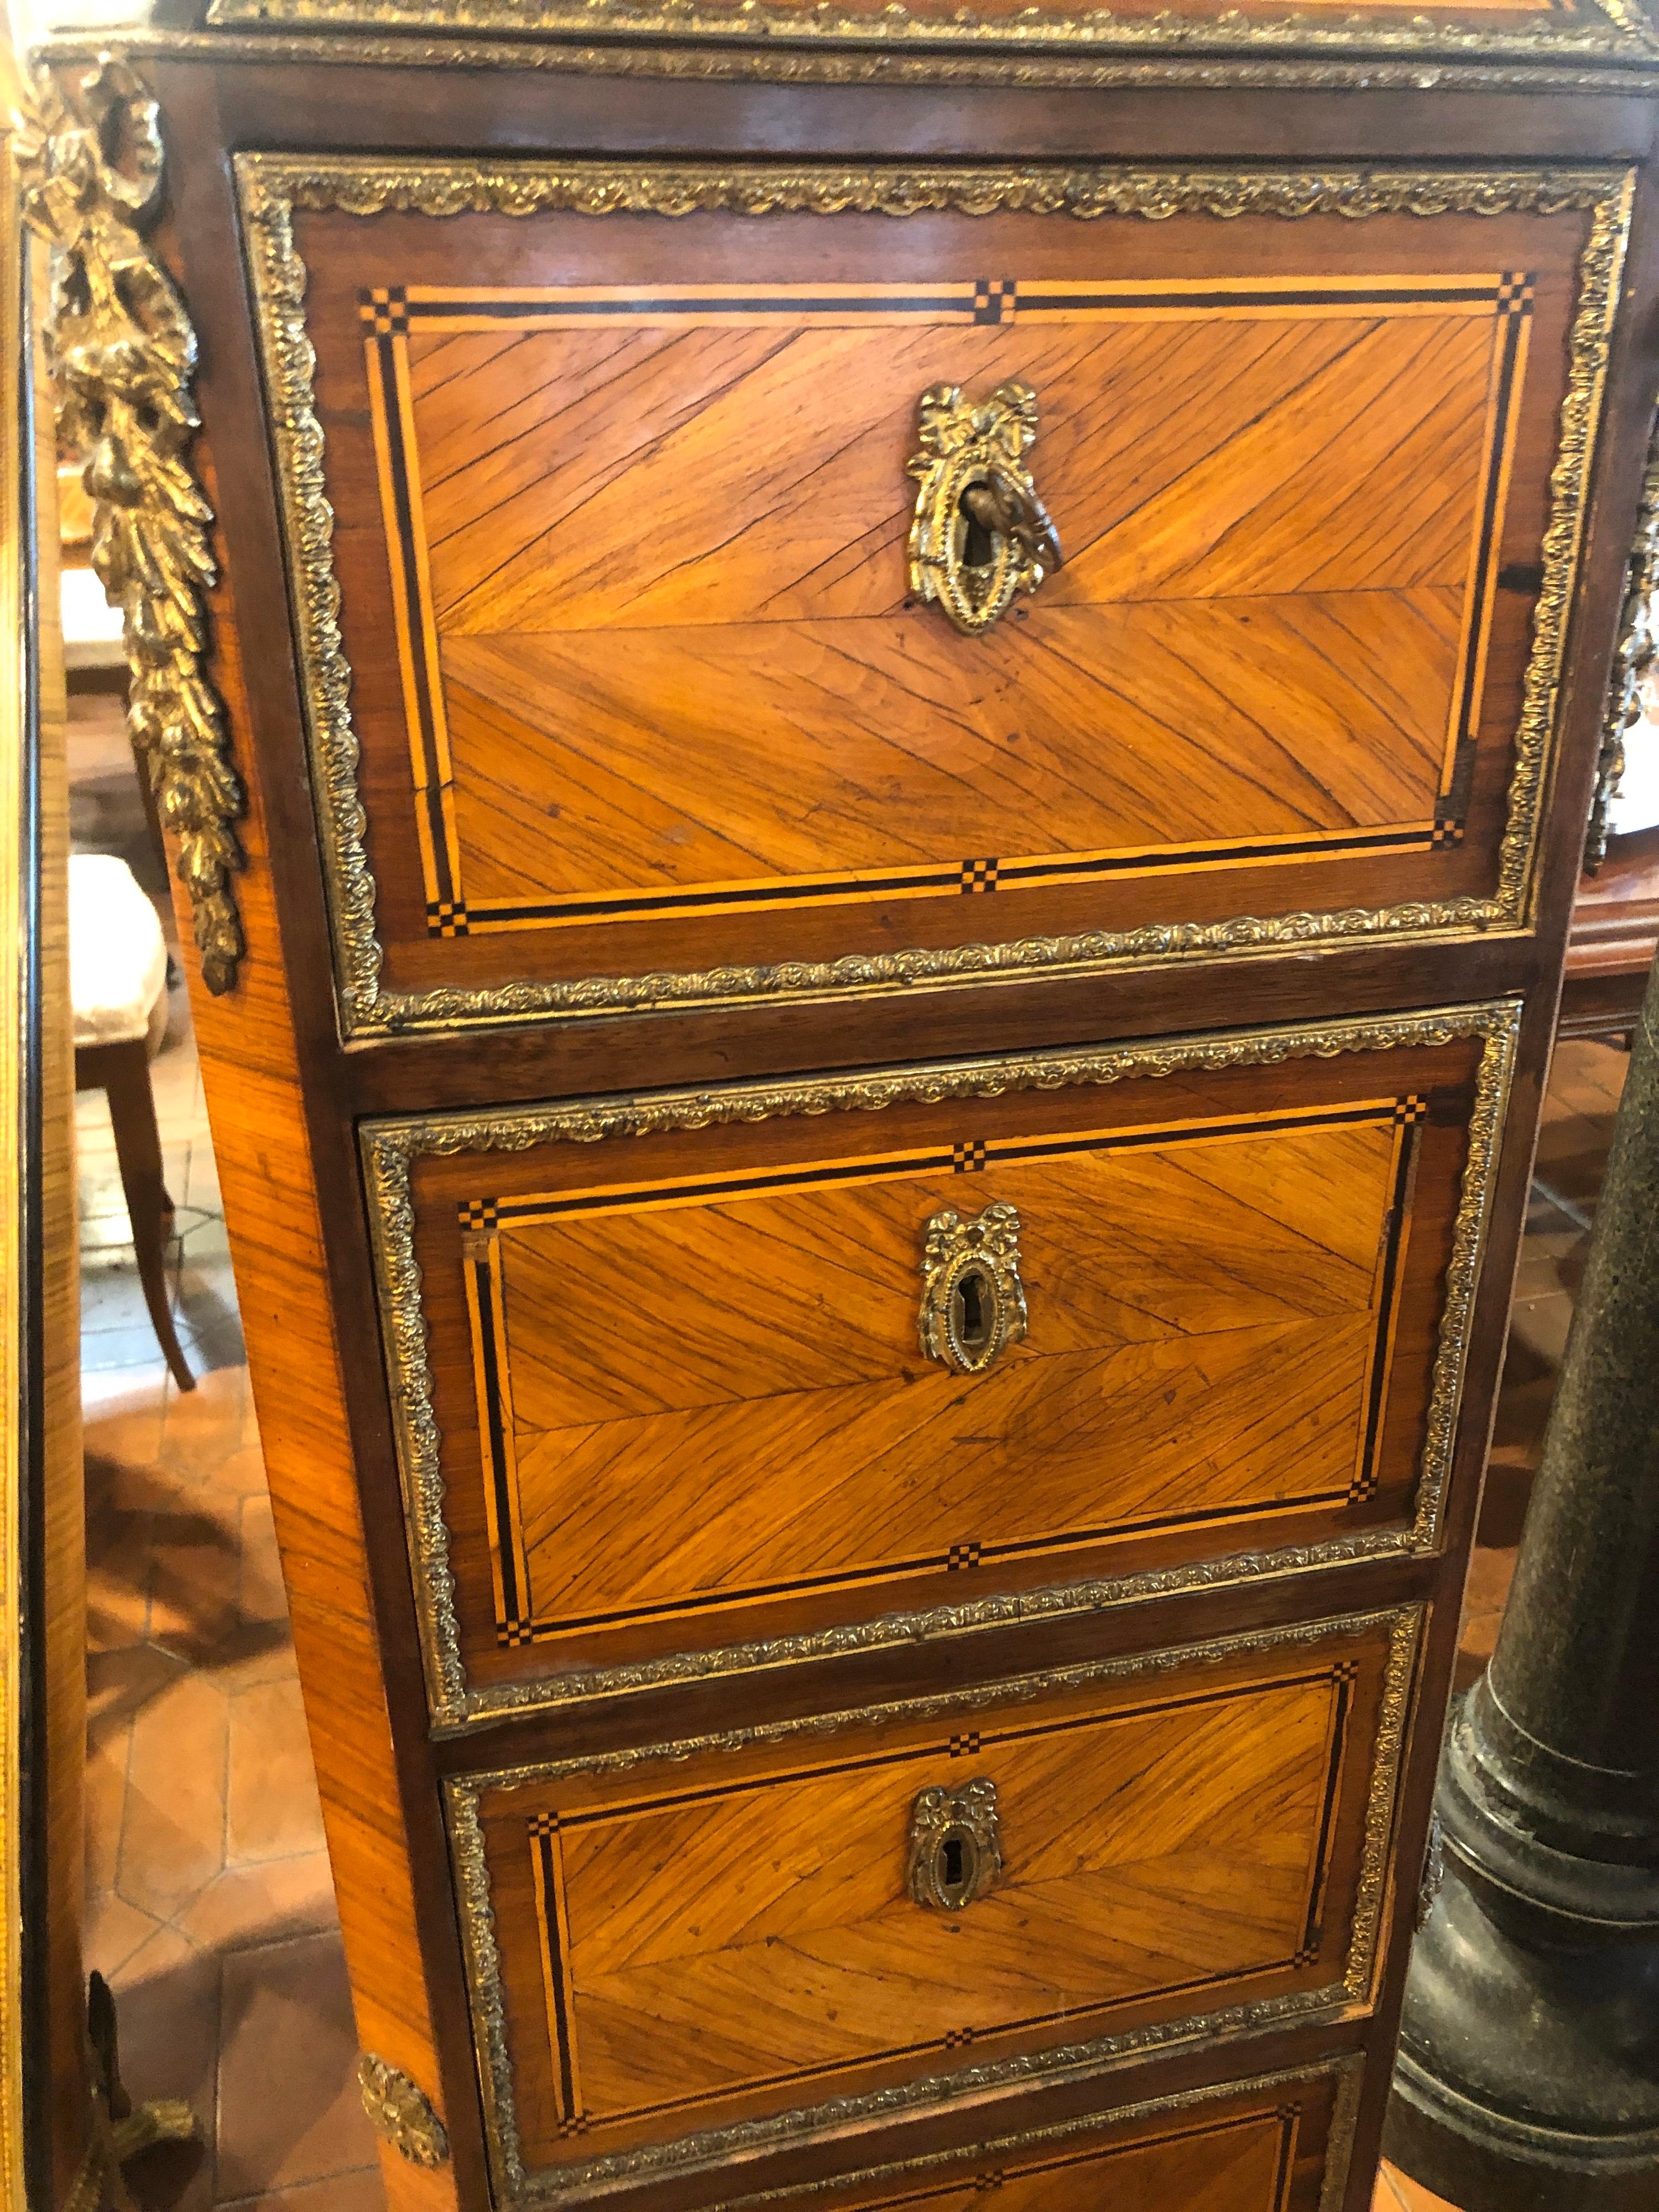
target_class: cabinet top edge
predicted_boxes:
[28,14,1659,93]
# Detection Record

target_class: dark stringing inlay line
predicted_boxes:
[448,822,1442,932]
[825,2110,1298,2212]
[359,271,1528,941]
[1349,1103,1426,1503]
[528,1823,582,2127]
[457,1098,1416,1647]
[1438,280,1532,792]
[359,272,1519,333]
[518,1666,1353,2135]
[463,1235,533,1646]
[479,1096,1400,1228]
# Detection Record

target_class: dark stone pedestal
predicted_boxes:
[1384,953,1659,2210]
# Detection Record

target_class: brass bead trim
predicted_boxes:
[30,25,1659,90]
[714,2051,1365,2212]
[236,156,1629,1039]
[23,60,246,995]
[443,1603,1417,2206]
[202,0,1659,66]
[358,998,1517,1731]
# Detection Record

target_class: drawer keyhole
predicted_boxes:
[931,1827,978,1911]
[958,484,996,572]
[952,1264,990,1357]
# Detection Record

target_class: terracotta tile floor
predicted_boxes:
[1375,2174,1464,2212]
[73,770,1626,2211]
[79,1018,380,2210]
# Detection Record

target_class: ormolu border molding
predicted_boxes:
[360,998,1517,1731]
[32,25,1659,89]
[24,60,247,995]
[237,156,1629,1039]
[714,2051,1365,2212]
[205,0,1659,64]
[1318,2056,1367,2212]
[442,1603,1418,2206]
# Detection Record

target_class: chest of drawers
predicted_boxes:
[25,14,1659,2210]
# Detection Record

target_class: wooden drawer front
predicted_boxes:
[447,1611,1410,2199]
[365,1004,1511,1727]
[774,2059,1361,2212]
[242,157,1625,1036]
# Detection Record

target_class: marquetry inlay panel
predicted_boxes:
[446,1609,1412,2203]
[795,2058,1359,2212]
[363,1001,1514,1728]
[240,159,1629,1034]
[383,275,1512,928]
[481,1108,1408,1634]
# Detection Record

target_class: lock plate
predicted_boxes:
[909,1777,1003,1911]
[906,379,1061,637]
[918,1201,1028,1376]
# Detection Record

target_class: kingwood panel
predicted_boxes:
[453,1611,1405,2179]
[556,1681,1331,2115]
[807,2075,1347,2212]
[852,2113,1291,2212]
[400,291,1499,918]
[494,1119,1399,1633]
[273,191,1593,1016]
[377,1022,1491,1711]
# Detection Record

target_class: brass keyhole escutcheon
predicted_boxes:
[907,379,1062,638]
[909,1778,1002,1911]
[919,1201,1027,1376]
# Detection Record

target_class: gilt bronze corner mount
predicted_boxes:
[20,56,246,995]
[358,2053,452,2167]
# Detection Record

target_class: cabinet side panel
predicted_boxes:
[169,469,460,2212]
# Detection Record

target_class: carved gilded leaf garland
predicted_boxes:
[21,59,245,994]
[238,156,1630,1037]
[442,1604,1418,2206]
[359,998,1517,1732]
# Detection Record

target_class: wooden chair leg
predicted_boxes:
[97,1037,195,1392]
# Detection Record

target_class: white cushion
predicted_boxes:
[1609,709,1659,838]
[69,854,168,1047]
[59,567,124,647]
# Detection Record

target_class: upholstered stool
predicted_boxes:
[70,854,194,1391]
